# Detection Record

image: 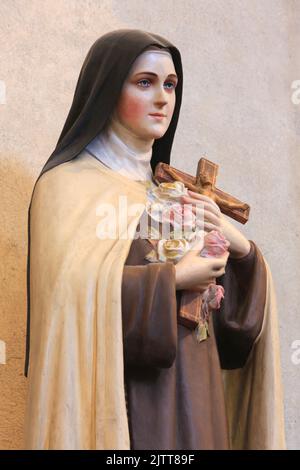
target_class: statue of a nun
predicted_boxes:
[24,29,286,450]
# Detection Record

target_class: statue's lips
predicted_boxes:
[149,113,166,119]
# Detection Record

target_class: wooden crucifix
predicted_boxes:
[154,157,250,224]
[153,157,250,332]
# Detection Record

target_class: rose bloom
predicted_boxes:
[161,202,196,231]
[146,200,197,241]
[201,284,225,318]
[157,238,190,262]
[200,230,230,258]
[152,181,188,200]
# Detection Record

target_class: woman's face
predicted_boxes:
[112,50,178,140]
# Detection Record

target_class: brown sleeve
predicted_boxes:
[121,262,178,369]
[213,240,266,369]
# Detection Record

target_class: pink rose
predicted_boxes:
[201,284,225,318]
[161,203,196,231]
[200,230,230,258]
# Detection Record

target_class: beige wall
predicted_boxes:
[0,0,299,449]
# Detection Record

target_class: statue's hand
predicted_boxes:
[219,215,251,259]
[181,189,223,233]
[181,190,251,259]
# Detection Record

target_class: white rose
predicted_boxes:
[151,181,188,200]
[157,238,190,263]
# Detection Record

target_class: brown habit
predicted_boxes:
[123,237,264,449]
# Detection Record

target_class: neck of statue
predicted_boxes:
[85,123,154,182]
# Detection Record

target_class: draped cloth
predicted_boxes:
[222,260,286,449]
[24,150,286,449]
[24,150,147,449]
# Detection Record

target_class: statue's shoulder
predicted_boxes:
[35,150,97,189]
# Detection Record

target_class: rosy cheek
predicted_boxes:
[118,94,146,122]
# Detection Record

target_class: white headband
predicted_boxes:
[142,48,173,59]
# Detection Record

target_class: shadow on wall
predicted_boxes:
[0,156,34,449]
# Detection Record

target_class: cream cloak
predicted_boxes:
[24,150,147,449]
[24,150,286,449]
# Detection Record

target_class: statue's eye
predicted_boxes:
[138,79,151,87]
[164,81,176,89]
[137,79,177,90]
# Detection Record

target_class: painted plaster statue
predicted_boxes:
[24,29,285,450]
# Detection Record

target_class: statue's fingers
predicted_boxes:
[203,221,222,233]
[204,211,222,226]
[183,194,221,217]
[187,190,221,213]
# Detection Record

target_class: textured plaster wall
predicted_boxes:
[0,0,299,449]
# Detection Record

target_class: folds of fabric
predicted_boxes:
[222,256,286,449]
[214,241,266,369]
[24,150,147,449]
[122,237,286,450]
[122,263,177,369]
